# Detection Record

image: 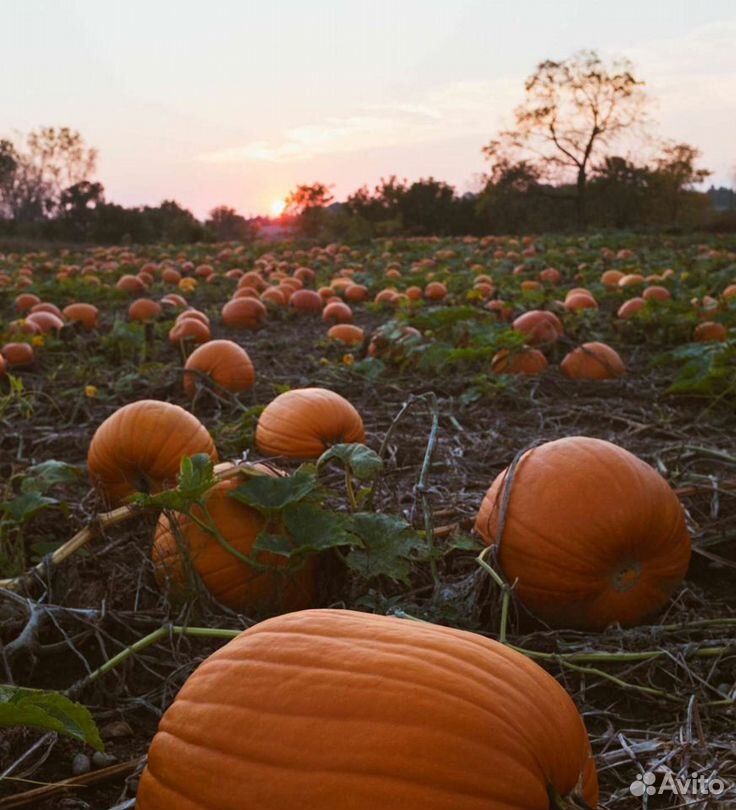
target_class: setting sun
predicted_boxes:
[271,199,286,217]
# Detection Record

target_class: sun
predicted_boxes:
[270,199,286,217]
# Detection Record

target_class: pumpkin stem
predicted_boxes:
[548,783,594,810]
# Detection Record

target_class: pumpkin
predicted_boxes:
[128,298,162,322]
[600,269,624,288]
[616,297,646,320]
[168,317,211,346]
[474,436,691,630]
[618,273,645,288]
[261,287,287,307]
[26,311,64,334]
[322,301,353,324]
[512,310,564,344]
[693,321,727,342]
[116,274,146,294]
[136,609,598,810]
[161,268,182,284]
[289,289,323,313]
[152,470,314,612]
[642,285,671,302]
[344,283,368,303]
[14,293,40,313]
[563,293,598,312]
[538,267,561,284]
[30,302,63,318]
[424,281,447,301]
[256,387,365,458]
[222,298,267,329]
[63,303,99,330]
[87,400,218,506]
[326,324,364,346]
[183,340,255,397]
[560,342,626,380]
[490,348,548,375]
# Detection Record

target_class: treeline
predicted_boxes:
[287,152,735,242]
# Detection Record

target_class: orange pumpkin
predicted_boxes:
[617,297,646,320]
[693,321,727,342]
[475,436,691,630]
[256,388,365,458]
[344,284,368,303]
[116,274,147,294]
[490,348,548,376]
[222,298,267,330]
[26,311,64,334]
[183,340,255,397]
[326,324,364,346]
[30,302,63,318]
[424,281,447,301]
[152,472,313,612]
[137,609,598,810]
[512,310,564,344]
[563,293,598,312]
[87,400,218,505]
[560,342,626,380]
[289,289,323,313]
[128,298,162,322]
[168,318,211,346]
[642,286,671,303]
[14,293,41,313]
[1,342,34,368]
[63,303,99,330]
[322,301,353,324]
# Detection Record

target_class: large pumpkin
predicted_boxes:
[474,436,691,630]
[152,471,313,612]
[256,387,365,458]
[560,342,625,380]
[137,609,598,810]
[183,340,255,398]
[87,400,218,505]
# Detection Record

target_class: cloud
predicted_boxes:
[196,78,521,164]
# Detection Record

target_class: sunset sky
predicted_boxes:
[4,0,735,218]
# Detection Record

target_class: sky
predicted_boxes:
[3,0,735,218]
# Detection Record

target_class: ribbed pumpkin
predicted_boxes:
[256,388,365,458]
[137,609,598,810]
[326,324,364,346]
[490,348,548,375]
[183,340,255,397]
[560,342,626,380]
[512,310,564,344]
[221,297,267,329]
[87,400,218,506]
[62,303,99,330]
[152,472,313,612]
[474,436,691,630]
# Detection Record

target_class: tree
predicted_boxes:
[484,50,647,224]
[284,182,334,215]
[59,180,105,240]
[0,127,97,223]
[650,142,711,224]
[205,205,254,241]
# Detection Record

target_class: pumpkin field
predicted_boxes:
[0,232,735,809]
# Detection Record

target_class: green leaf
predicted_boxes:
[283,503,352,553]
[21,460,82,493]
[230,469,317,512]
[345,512,427,583]
[130,453,216,511]
[448,534,484,552]
[0,492,58,523]
[318,443,383,481]
[0,686,104,751]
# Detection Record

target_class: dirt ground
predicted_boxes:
[1,258,735,809]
